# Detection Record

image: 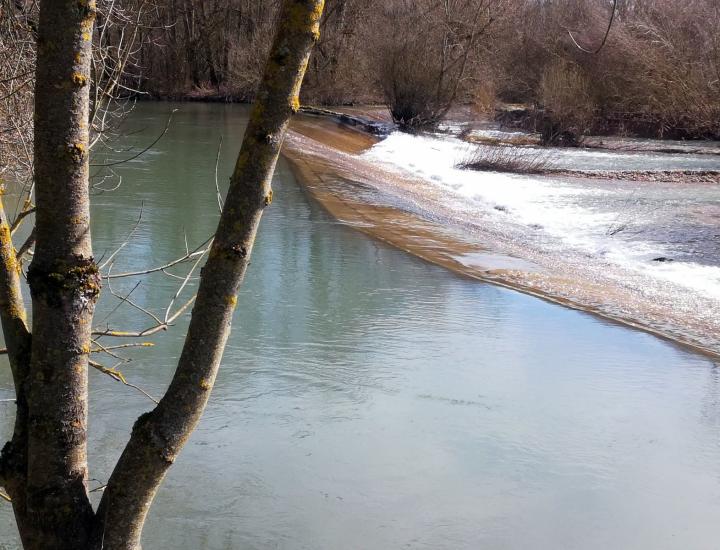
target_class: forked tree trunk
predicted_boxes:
[0,0,324,549]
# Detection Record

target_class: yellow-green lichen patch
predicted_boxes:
[0,223,17,274]
[0,222,11,243]
[71,72,88,86]
[287,1,325,34]
[69,142,86,162]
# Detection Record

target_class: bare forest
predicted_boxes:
[119,0,720,138]
[3,0,720,154]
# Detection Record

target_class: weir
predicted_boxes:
[285,111,720,358]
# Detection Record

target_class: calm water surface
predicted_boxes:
[1,103,720,549]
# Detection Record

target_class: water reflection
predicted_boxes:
[0,104,719,549]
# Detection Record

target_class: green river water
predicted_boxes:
[1,103,719,549]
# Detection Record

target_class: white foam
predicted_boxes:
[362,132,720,304]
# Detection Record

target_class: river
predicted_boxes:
[1,103,719,549]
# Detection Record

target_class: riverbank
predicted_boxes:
[284,112,720,358]
[139,93,720,149]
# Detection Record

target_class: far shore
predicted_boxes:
[134,93,720,149]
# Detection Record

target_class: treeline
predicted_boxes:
[133,0,376,104]
[127,0,719,139]
[493,0,720,141]
[2,0,720,142]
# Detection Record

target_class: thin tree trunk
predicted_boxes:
[23,0,99,547]
[92,1,324,548]
[0,198,32,547]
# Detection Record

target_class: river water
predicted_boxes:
[1,103,720,549]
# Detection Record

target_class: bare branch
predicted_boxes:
[214,135,225,213]
[163,245,209,324]
[97,279,142,325]
[90,109,177,168]
[104,236,212,279]
[98,202,144,271]
[9,206,35,235]
[89,360,159,404]
[91,342,155,353]
[92,295,196,338]
[94,3,326,545]
[568,0,617,54]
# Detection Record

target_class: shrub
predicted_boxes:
[538,61,595,146]
[458,144,552,174]
[375,0,502,132]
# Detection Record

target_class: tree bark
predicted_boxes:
[0,198,32,548]
[22,1,99,547]
[92,1,324,548]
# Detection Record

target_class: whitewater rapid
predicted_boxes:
[363,133,720,301]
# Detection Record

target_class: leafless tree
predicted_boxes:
[376,0,503,131]
[0,1,324,548]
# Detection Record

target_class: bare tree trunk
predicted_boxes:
[91,1,324,548]
[22,0,99,548]
[0,198,32,547]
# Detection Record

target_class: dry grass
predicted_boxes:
[458,145,552,174]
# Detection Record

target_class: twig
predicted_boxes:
[104,236,212,279]
[106,275,164,327]
[568,0,617,54]
[91,339,133,364]
[91,342,154,353]
[10,206,35,234]
[97,280,142,325]
[164,246,208,324]
[89,360,159,404]
[0,77,33,101]
[92,295,196,338]
[16,228,36,260]
[0,489,11,502]
[214,135,224,213]
[98,202,144,271]
[90,108,177,168]
[0,69,34,84]
[92,170,123,193]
